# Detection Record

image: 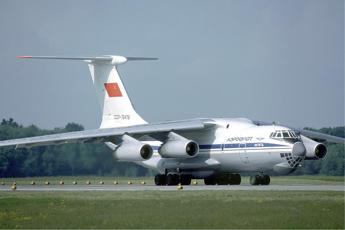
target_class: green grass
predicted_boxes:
[1,175,344,186]
[0,190,343,229]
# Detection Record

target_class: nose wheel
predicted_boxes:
[250,174,270,185]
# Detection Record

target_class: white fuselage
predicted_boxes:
[136,118,301,177]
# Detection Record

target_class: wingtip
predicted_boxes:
[17,56,32,59]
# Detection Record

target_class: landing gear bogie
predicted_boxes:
[204,173,241,185]
[249,174,270,185]
[155,174,192,186]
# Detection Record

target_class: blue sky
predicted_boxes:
[0,0,343,129]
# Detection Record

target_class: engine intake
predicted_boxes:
[159,132,199,158]
[301,135,327,160]
[314,144,327,159]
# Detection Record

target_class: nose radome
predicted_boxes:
[292,142,306,157]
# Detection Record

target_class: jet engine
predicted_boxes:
[159,132,199,158]
[108,135,153,161]
[301,135,327,160]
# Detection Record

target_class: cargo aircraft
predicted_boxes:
[0,55,343,186]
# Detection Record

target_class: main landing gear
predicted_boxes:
[249,174,270,185]
[154,174,192,186]
[204,173,241,185]
[155,173,270,186]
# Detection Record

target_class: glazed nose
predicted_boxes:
[292,141,306,157]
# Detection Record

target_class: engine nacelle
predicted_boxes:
[109,135,153,161]
[301,135,327,160]
[159,132,199,158]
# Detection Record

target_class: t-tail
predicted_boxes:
[17,55,158,128]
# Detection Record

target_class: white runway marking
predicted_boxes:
[0,185,344,192]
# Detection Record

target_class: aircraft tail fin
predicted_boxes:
[18,55,158,128]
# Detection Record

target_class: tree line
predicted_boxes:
[0,118,343,177]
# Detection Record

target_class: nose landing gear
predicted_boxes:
[249,174,270,185]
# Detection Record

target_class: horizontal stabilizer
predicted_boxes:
[17,55,158,65]
[17,56,113,61]
[126,57,158,61]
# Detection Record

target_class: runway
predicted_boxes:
[0,184,344,192]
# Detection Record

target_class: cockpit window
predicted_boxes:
[270,130,300,144]
[283,131,290,138]
[289,131,296,138]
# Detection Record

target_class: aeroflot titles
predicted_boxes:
[227,137,253,142]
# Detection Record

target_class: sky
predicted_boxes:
[0,0,344,130]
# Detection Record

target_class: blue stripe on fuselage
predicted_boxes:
[150,143,289,151]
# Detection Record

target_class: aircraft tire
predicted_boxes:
[154,174,167,186]
[204,177,217,185]
[230,173,241,185]
[250,175,261,185]
[261,175,270,185]
[167,174,179,186]
[216,174,229,185]
[180,175,192,185]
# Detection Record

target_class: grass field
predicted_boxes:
[0,190,344,229]
[0,176,344,229]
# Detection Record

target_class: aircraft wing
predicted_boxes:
[254,120,344,144]
[0,119,214,149]
[295,129,344,144]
